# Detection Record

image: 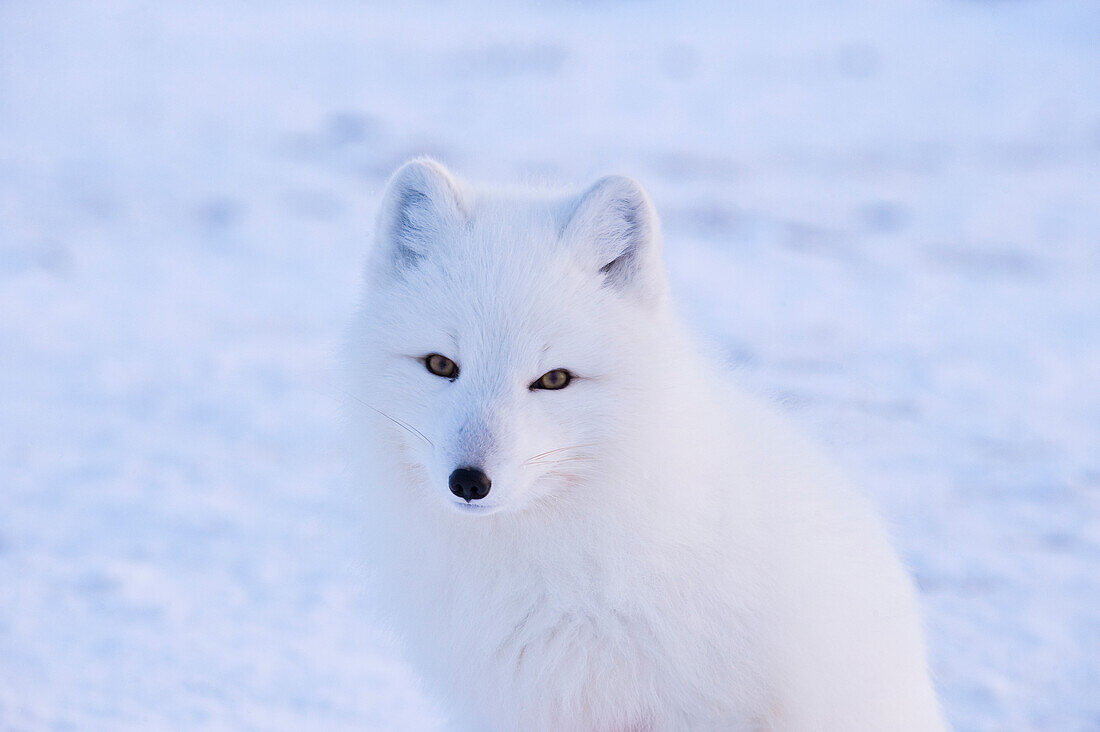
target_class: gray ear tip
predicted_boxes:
[567,174,659,234]
[585,176,657,226]
[381,158,467,222]
[589,174,648,201]
[388,157,456,192]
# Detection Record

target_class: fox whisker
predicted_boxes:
[522,444,595,465]
[340,388,434,447]
[523,456,594,468]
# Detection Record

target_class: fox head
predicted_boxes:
[349,159,673,516]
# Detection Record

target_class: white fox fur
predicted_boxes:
[344,159,946,731]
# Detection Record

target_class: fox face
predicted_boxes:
[350,160,669,516]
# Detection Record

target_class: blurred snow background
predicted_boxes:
[1,0,1098,729]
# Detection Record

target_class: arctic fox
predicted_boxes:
[345,159,945,731]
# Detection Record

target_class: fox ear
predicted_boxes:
[561,175,666,304]
[373,158,466,277]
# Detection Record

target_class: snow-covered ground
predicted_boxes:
[1,1,1098,729]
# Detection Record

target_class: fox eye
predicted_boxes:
[531,369,571,391]
[424,353,458,379]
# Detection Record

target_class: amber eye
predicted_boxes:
[424,354,458,379]
[532,369,572,391]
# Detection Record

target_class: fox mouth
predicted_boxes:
[448,500,501,516]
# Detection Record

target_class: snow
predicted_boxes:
[1,0,1098,729]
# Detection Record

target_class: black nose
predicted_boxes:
[449,467,492,502]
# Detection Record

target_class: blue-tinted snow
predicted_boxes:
[1,1,1098,729]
